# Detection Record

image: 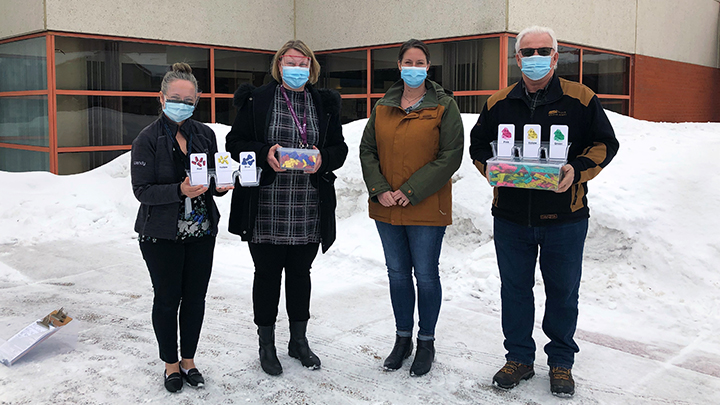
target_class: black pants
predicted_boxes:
[248,243,319,326]
[140,236,215,364]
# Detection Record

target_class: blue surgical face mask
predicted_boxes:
[520,55,553,81]
[282,66,310,89]
[401,66,427,88]
[163,101,195,123]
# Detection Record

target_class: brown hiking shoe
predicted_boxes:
[492,361,535,389]
[549,367,575,397]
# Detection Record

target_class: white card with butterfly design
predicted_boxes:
[240,151,257,184]
[189,153,208,186]
[214,152,234,186]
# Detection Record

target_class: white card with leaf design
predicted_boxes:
[549,125,569,160]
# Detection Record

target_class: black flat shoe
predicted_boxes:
[180,367,205,388]
[164,371,183,393]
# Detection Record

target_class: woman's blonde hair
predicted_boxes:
[271,40,321,85]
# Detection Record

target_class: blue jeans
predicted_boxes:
[493,217,588,369]
[375,221,446,339]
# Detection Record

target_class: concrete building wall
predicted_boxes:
[507,0,637,53]
[636,0,720,68]
[43,0,294,51]
[295,0,507,51]
[0,0,45,40]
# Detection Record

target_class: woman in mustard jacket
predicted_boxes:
[359,39,464,377]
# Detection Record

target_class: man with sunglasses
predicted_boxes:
[469,26,619,397]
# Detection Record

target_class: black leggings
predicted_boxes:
[248,243,319,326]
[140,236,215,364]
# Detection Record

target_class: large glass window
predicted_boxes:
[214,50,272,94]
[54,37,210,92]
[0,148,49,172]
[58,150,127,175]
[215,98,236,126]
[340,98,367,124]
[583,51,629,95]
[427,39,499,92]
[372,38,499,93]
[0,96,48,147]
[599,98,629,115]
[454,95,490,114]
[56,96,211,147]
[371,47,402,93]
[0,37,47,92]
[508,38,579,85]
[317,51,367,94]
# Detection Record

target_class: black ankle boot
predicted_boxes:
[288,321,321,370]
[258,325,282,376]
[410,339,435,377]
[383,335,413,371]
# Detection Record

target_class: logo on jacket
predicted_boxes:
[548,110,567,117]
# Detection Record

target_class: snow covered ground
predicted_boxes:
[1,112,719,404]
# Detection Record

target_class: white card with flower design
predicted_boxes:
[239,151,257,184]
[549,125,569,160]
[523,124,541,158]
[189,153,208,186]
[214,152,234,186]
[497,124,515,157]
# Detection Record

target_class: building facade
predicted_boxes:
[1,0,718,174]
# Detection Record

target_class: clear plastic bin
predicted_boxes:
[486,141,568,191]
[277,147,319,172]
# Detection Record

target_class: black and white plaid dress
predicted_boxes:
[251,85,321,245]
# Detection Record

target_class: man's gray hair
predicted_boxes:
[515,26,558,54]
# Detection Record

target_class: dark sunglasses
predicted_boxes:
[519,47,554,57]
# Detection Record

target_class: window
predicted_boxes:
[56,95,210,147]
[55,37,210,92]
[214,50,272,94]
[0,37,47,92]
[58,150,127,175]
[317,51,367,94]
[583,51,629,95]
[340,98,367,124]
[0,148,49,172]
[0,96,48,147]
[454,95,490,114]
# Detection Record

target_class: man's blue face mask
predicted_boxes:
[520,55,553,81]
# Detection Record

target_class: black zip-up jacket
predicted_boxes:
[469,74,620,226]
[131,115,225,240]
[225,81,348,253]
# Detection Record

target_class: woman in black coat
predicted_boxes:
[225,39,348,376]
[131,63,231,392]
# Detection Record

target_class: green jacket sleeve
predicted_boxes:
[359,107,392,201]
[400,98,464,205]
